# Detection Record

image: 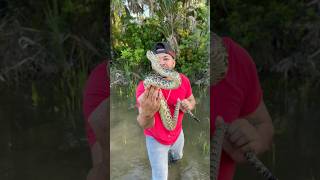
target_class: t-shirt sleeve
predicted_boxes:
[83,63,108,121]
[181,74,192,98]
[135,81,145,108]
[82,62,108,146]
[233,42,262,117]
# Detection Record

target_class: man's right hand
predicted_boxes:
[140,85,161,116]
[137,85,161,128]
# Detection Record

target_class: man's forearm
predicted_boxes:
[246,100,274,155]
[87,99,109,180]
[254,121,274,154]
[189,99,196,110]
[86,160,108,180]
[89,99,109,153]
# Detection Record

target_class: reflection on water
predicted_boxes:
[110,88,210,180]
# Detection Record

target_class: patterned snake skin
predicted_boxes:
[211,33,229,86]
[210,119,278,180]
[143,51,200,131]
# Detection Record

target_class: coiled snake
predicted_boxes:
[211,33,278,180]
[143,51,200,131]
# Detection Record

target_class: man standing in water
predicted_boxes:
[83,61,109,180]
[136,42,196,180]
[211,33,275,180]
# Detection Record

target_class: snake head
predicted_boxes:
[146,50,158,63]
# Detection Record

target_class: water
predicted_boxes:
[2,80,320,180]
[0,84,92,180]
[110,88,210,180]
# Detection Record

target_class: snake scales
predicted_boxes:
[143,51,200,131]
[211,33,277,180]
[211,33,229,86]
[210,119,278,180]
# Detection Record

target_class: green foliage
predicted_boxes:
[31,82,40,107]
[213,0,319,69]
[177,28,209,81]
[53,57,89,131]
[2,0,106,77]
[0,0,108,138]
[111,0,209,89]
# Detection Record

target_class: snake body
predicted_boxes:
[143,51,200,131]
[144,51,181,89]
[211,33,229,86]
[210,119,278,180]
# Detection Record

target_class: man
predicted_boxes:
[211,33,275,180]
[83,61,109,180]
[136,42,196,180]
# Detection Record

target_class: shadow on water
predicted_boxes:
[110,87,210,180]
[0,83,92,180]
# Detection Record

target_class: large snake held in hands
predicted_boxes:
[143,50,200,131]
[211,33,278,180]
[210,119,278,180]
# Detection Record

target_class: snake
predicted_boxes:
[210,119,278,180]
[143,50,200,131]
[211,34,278,180]
[211,33,229,86]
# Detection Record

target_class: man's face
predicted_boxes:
[157,53,175,70]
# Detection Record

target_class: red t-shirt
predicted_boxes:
[83,62,109,147]
[211,37,262,180]
[136,73,192,145]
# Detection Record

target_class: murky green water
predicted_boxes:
[2,80,320,180]
[0,84,92,180]
[110,88,210,180]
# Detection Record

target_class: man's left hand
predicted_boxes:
[228,119,264,153]
[180,99,192,112]
[223,118,264,163]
